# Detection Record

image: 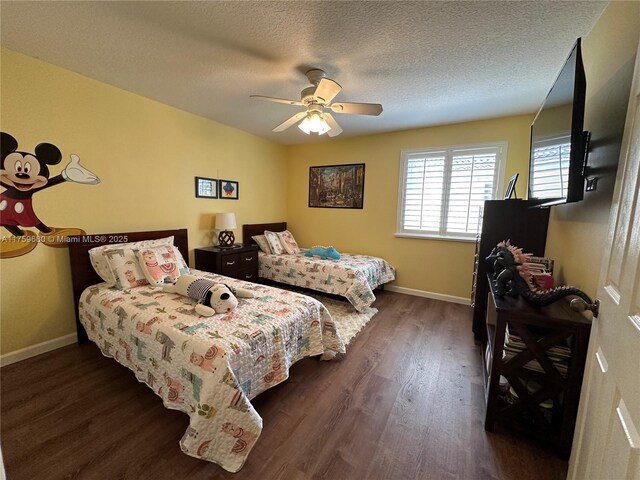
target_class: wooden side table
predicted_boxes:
[483,274,592,458]
[194,244,259,282]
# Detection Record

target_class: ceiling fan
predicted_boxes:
[250,69,383,137]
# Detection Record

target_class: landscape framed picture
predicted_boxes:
[219,179,239,200]
[195,176,218,199]
[309,163,365,209]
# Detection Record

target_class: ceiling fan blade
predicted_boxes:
[313,78,342,104]
[250,95,303,106]
[273,111,308,132]
[330,102,383,116]
[324,113,343,137]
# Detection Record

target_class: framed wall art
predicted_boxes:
[219,179,239,200]
[309,163,365,209]
[195,176,218,199]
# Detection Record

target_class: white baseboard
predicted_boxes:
[384,285,471,306]
[0,333,77,367]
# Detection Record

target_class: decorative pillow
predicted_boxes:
[89,236,174,286]
[277,230,300,254]
[136,245,189,287]
[251,235,272,254]
[104,247,149,290]
[89,246,120,286]
[264,230,286,255]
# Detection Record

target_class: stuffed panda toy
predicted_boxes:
[163,275,254,317]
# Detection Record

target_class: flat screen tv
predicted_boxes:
[528,38,589,206]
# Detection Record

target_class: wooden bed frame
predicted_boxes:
[68,228,189,343]
[242,222,287,245]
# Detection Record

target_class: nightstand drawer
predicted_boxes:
[237,269,258,282]
[220,253,240,275]
[240,251,258,266]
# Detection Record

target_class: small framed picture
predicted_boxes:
[219,179,239,200]
[504,173,519,199]
[195,177,218,199]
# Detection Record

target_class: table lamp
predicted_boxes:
[215,212,237,248]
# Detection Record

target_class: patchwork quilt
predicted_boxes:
[258,250,396,312]
[79,269,345,472]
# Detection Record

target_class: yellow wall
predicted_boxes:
[286,114,533,299]
[2,1,636,357]
[545,1,640,296]
[286,1,639,303]
[0,48,288,355]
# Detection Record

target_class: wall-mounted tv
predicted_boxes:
[528,38,589,207]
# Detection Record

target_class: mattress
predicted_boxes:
[258,250,396,312]
[79,269,345,472]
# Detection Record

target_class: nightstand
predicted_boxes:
[194,244,259,282]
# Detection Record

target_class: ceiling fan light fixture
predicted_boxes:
[298,112,331,135]
[252,68,380,137]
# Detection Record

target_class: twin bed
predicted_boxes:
[243,222,395,312]
[68,227,394,472]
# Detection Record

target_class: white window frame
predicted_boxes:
[396,142,507,242]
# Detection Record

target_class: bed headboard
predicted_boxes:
[68,228,189,343]
[242,222,287,245]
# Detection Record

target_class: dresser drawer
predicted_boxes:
[219,253,240,275]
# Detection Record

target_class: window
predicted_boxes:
[397,143,506,240]
[529,135,570,199]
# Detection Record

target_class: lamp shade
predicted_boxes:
[215,212,237,230]
[298,112,331,135]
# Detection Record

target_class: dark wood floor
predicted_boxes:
[1,291,568,480]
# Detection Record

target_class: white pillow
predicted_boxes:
[276,230,300,254]
[136,245,189,287]
[89,236,174,286]
[252,234,272,254]
[264,230,286,255]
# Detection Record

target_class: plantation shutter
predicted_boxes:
[530,136,571,199]
[403,151,446,232]
[398,143,505,240]
[447,147,499,234]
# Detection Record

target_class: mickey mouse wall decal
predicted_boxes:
[0,132,100,258]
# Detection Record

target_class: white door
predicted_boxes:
[567,41,640,480]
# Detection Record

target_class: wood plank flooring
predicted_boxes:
[1,291,568,480]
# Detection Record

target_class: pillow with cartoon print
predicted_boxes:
[264,230,286,255]
[135,245,189,287]
[88,236,174,286]
[251,234,272,254]
[276,230,300,254]
[103,247,149,290]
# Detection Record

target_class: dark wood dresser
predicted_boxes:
[194,244,259,282]
[472,199,550,343]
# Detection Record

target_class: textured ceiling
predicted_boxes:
[1,1,607,145]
